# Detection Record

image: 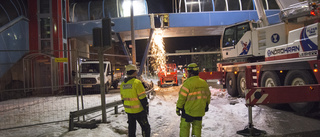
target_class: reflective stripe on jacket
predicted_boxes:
[120,78,146,114]
[177,76,211,117]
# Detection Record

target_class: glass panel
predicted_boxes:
[40,0,50,13]
[90,1,103,20]
[180,0,186,12]
[12,0,22,16]
[18,0,27,16]
[63,19,66,39]
[0,5,10,27]
[73,2,89,22]
[186,0,200,12]
[41,40,51,52]
[64,63,69,83]
[0,0,19,20]
[222,26,236,47]
[228,0,240,10]
[81,64,106,73]
[241,0,253,10]
[214,0,226,11]
[201,0,213,11]
[40,18,51,38]
[63,43,67,58]
[268,0,279,9]
[236,23,250,42]
[62,0,66,19]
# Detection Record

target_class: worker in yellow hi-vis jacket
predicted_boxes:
[120,64,150,137]
[176,63,211,137]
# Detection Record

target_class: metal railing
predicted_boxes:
[68,87,154,131]
[69,100,123,131]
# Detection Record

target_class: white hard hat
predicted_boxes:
[126,64,137,71]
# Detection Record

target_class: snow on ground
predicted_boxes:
[63,85,274,137]
[0,79,275,137]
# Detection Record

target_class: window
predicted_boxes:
[73,3,89,22]
[62,0,67,39]
[41,40,51,52]
[40,18,51,38]
[62,0,66,19]
[90,1,103,20]
[186,0,200,12]
[11,0,22,16]
[241,0,253,10]
[222,26,236,47]
[64,63,69,83]
[222,22,251,48]
[0,0,19,20]
[236,23,250,42]
[63,43,67,58]
[40,0,49,13]
[201,0,213,11]
[214,0,226,11]
[0,5,10,27]
[81,64,106,73]
[63,20,66,39]
[227,0,240,11]
[19,0,28,16]
[38,0,51,54]
[104,0,118,18]
[267,0,279,9]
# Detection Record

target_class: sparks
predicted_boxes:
[150,29,167,76]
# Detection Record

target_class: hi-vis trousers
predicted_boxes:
[179,117,202,137]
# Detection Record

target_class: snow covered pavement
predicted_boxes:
[1,81,320,137]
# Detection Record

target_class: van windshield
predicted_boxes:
[81,64,106,73]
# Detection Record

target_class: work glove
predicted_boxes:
[205,104,209,112]
[176,107,182,116]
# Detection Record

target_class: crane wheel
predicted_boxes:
[237,72,246,98]
[285,70,317,115]
[226,72,238,97]
[261,71,281,87]
[260,71,282,108]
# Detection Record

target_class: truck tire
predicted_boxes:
[284,70,316,115]
[261,71,281,87]
[237,72,246,98]
[113,84,118,89]
[226,72,238,97]
[113,80,119,89]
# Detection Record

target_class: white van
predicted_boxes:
[79,60,114,93]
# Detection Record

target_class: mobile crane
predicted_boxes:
[200,0,320,114]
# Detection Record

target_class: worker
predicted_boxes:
[120,64,150,137]
[176,63,211,137]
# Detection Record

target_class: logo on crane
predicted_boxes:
[271,33,280,43]
[300,27,318,51]
[239,40,251,55]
